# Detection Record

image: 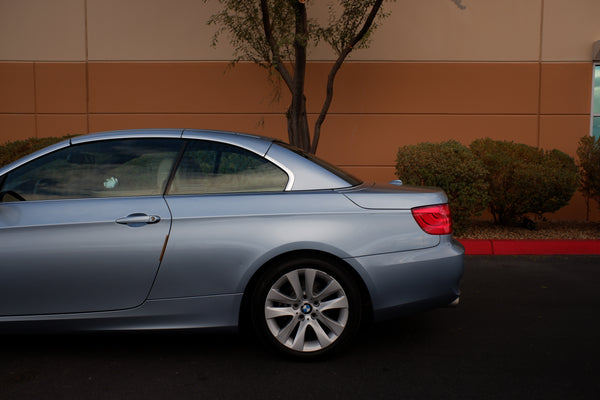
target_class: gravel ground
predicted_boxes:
[457,220,600,240]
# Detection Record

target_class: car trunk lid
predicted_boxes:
[340,183,448,210]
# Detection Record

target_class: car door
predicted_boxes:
[150,139,292,299]
[0,138,182,316]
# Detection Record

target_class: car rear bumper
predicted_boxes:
[348,236,464,321]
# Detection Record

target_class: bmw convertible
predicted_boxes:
[0,129,463,358]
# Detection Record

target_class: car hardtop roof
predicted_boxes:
[71,129,276,143]
[0,129,285,176]
[70,129,279,156]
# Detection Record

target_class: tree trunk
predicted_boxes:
[262,0,385,154]
[286,0,310,152]
[287,95,310,152]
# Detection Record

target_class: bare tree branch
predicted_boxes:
[311,0,385,153]
[259,0,294,92]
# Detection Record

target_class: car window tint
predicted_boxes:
[169,140,288,194]
[1,139,182,201]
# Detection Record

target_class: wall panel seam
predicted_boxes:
[82,60,545,64]
[32,63,38,138]
[537,0,544,150]
[85,0,90,134]
[540,112,590,117]
[3,113,551,116]
[1,60,588,64]
[84,112,543,116]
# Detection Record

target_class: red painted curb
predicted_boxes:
[457,239,600,255]
[457,239,493,255]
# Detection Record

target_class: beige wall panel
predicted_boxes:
[35,63,87,113]
[88,114,288,141]
[86,0,541,61]
[0,63,35,113]
[36,114,88,138]
[311,0,542,61]
[539,115,591,157]
[315,114,539,166]
[0,0,85,61]
[3,0,597,63]
[542,0,600,61]
[540,63,593,114]
[87,0,231,61]
[88,62,289,113]
[0,115,36,142]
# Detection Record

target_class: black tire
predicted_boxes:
[250,257,363,359]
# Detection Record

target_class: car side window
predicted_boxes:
[168,140,288,195]
[1,139,182,201]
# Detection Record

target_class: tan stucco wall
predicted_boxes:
[2,0,600,62]
[542,0,600,61]
[0,0,86,61]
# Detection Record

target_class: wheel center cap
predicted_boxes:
[301,303,313,314]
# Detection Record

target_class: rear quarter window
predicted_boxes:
[168,140,289,195]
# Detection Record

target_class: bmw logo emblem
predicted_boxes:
[301,304,313,314]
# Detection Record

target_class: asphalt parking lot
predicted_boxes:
[2,255,599,400]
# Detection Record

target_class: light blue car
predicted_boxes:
[0,129,463,358]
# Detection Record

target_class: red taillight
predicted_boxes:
[411,204,453,235]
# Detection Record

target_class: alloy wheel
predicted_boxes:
[264,268,350,353]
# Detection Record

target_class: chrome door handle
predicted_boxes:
[116,213,161,225]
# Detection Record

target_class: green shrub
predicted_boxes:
[396,140,489,234]
[470,138,578,227]
[577,135,600,219]
[0,136,73,168]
